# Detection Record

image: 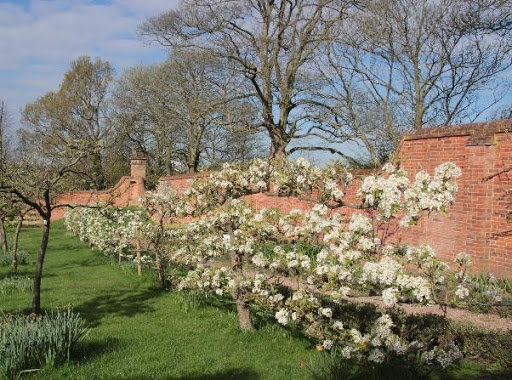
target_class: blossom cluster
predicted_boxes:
[358,162,461,225]
[66,207,145,258]
[65,158,469,370]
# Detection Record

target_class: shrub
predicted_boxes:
[449,322,512,370]
[0,251,30,266]
[463,274,512,316]
[0,309,88,379]
[15,250,30,265]
[307,347,428,380]
[0,276,32,295]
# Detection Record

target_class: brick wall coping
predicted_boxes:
[403,119,511,144]
[349,168,378,177]
[158,168,377,183]
[159,172,210,182]
[58,176,135,197]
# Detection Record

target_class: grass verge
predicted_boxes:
[0,221,510,379]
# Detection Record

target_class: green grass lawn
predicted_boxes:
[0,222,311,380]
[0,222,510,379]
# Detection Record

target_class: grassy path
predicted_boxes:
[0,222,311,379]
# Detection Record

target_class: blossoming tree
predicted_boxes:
[67,158,469,368]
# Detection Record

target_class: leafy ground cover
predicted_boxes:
[0,221,510,379]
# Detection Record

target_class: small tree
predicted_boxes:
[0,147,102,314]
[140,183,192,288]
[0,58,109,315]
[0,100,11,254]
[0,194,31,273]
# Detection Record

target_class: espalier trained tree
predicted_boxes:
[67,158,471,368]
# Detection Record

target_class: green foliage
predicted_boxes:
[0,276,32,295]
[0,253,11,266]
[308,348,428,380]
[463,274,512,316]
[0,309,88,379]
[174,290,206,312]
[259,241,322,260]
[308,323,512,380]
[304,301,512,378]
[16,250,30,265]
[0,250,30,266]
[449,322,512,371]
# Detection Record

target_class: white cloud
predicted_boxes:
[0,0,178,126]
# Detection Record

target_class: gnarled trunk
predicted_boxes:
[230,250,254,331]
[235,297,253,331]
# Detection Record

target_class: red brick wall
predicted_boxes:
[56,120,511,276]
[395,120,511,276]
[52,176,145,219]
[158,121,511,276]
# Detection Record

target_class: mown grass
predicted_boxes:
[0,221,510,379]
[0,221,312,379]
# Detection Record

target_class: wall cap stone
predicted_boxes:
[159,172,210,182]
[403,119,511,145]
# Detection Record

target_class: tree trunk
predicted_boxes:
[153,220,167,288]
[11,216,23,274]
[155,250,166,289]
[32,216,50,315]
[0,213,8,254]
[187,147,201,173]
[236,297,253,331]
[230,250,254,331]
[136,231,142,276]
[271,138,287,161]
[92,152,106,190]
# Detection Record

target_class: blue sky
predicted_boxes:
[1,0,509,165]
[0,0,178,129]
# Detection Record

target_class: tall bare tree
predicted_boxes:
[139,0,351,160]
[308,0,511,165]
[112,49,261,177]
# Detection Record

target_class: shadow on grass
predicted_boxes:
[73,337,122,364]
[307,349,512,380]
[77,287,166,327]
[51,256,108,270]
[106,368,260,380]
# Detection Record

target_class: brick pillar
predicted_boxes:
[130,156,148,179]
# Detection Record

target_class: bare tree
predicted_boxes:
[139,0,351,160]
[307,0,511,165]
[111,62,181,182]
[112,49,261,176]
